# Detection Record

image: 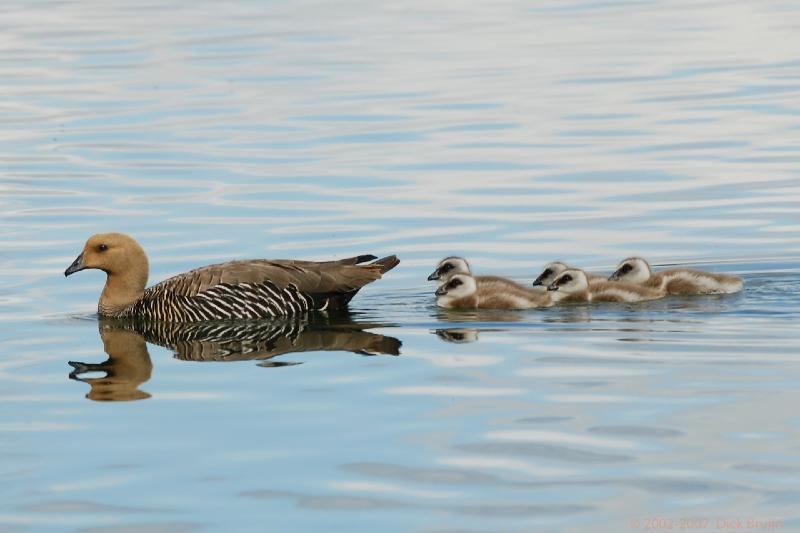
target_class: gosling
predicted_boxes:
[428,256,530,292]
[609,257,743,295]
[436,274,552,310]
[532,261,606,289]
[547,269,665,304]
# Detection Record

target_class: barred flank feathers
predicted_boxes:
[122,282,317,321]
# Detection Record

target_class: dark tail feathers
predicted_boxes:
[336,254,378,265]
[372,255,400,274]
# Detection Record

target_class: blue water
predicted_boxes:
[2,1,800,531]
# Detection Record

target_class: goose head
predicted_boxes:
[547,268,589,294]
[65,233,149,314]
[532,261,570,287]
[427,256,470,284]
[609,257,651,284]
[434,273,477,304]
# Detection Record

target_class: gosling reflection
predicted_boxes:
[69,327,153,402]
[435,328,480,343]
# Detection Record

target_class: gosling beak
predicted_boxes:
[532,274,546,287]
[546,281,559,291]
[427,270,441,281]
[435,286,447,296]
[608,270,621,281]
[64,252,85,277]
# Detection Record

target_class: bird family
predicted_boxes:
[430,257,743,309]
[64,233,743,322]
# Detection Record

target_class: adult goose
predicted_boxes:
[64,233,399,322]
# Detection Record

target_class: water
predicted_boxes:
[2,0,800,531]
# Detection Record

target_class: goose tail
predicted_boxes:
[371,255,400,274]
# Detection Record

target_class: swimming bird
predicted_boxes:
[64,233,400,321]
[435,274,552,309]
[609,257,743,295]
[428,256,530,292]
[547,268,665,303]
[532,261,606,288]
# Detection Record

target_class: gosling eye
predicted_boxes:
[98,244,108,252]
[450,279,463,288]
[560,275,572,284]
[542,268,552,277]
[621,263,632,273]
[442,263,454,272]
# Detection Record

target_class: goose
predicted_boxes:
[64,233,399,321]
[609,257,743,295]
[547,268,665,303]
[427,256,529,292]
[435,274,552,309]
[532,261,606,289]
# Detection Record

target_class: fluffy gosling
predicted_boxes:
[547,268,665,304]
[436,274,552,310]
[532,261,606,289]
[609,257,743,295]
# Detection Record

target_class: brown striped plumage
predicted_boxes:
[64,233,399,322]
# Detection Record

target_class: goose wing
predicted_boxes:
[149,256,398,298]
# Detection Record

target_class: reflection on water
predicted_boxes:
[69,327,153,402]
[70,314,401,401]
[434,328,480,344]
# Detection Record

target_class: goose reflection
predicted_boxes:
[69,326,153,402]
[69,313,402,401]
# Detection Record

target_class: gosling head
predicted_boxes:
[427,256,471,284]
[434,273,477,304]
[609,257,651,284]
[547,268,589,294]
[65,233,149,280]
[532,261,570,287]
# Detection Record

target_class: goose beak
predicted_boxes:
[434,286,447,296]
[427,270,440,281]
[546,282,559,291]
[64,252,85,277]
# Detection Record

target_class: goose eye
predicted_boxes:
[98,244,108,252]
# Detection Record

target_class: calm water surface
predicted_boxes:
[2,1,800,531]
